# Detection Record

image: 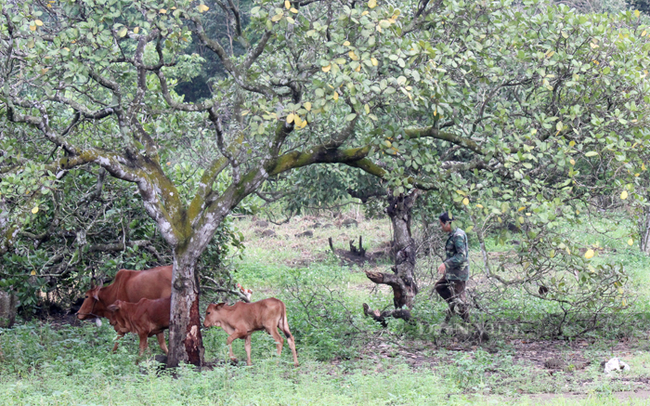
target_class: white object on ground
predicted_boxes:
[603,357,630,374]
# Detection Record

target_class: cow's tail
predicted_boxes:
[279,303,292,338]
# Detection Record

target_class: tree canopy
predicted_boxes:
[2,0,650,366]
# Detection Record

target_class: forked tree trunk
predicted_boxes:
[167,251,204,368]
[363,190,419,323]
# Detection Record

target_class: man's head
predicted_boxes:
[439,212,453,232]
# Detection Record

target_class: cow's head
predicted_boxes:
[203,303,227,328]
[76,283,103,320]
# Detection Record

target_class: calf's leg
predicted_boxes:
[156,332,168,355]
[112,333,125,353]
[138,333,150,356]
[226,330,248,363]
[265,324,284,359]
[278,315,299,366]
[244,335,253,366]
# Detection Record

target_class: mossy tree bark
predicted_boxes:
[363,190,419,323]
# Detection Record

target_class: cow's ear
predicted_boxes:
[92,287,100,301]
[215,303,226,309]
[107,304,118,311]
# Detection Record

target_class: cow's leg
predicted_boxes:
[226,330,247,363]
[112,333,125,353]
[138,333,150,357]
[156,332,168,355]
[244,335,253,366]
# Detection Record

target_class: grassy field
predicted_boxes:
[1,214,649,405]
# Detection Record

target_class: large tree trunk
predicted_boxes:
[363,190,419,323]
[167,251,204,368]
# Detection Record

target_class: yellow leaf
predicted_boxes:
[290,7,298,13]
[628,238,634,246]
[476,204,483,208]
[134,27,140,34]
[518,216,524,224]
[285,0,290,9]
[286,16,295,24]
[355,64,361,72]
[322,64,331,72]
[383,140,392,148]
[343,41,351,46]
[620,190,628,200]
[41,68,49,74]
[569,140,575,147]
[364,104,370,114]
[518,206,526,211]
[31,206,39,214]
[570,159,575,165]
[362,11,369,16]
[622,298,627,307]
[118,27,128,37]
[271,13,283,22]
[160,9,167,13]
[368,0,377,8]
[635,10,640,18]
[333,91,339,101]
[294,115,302,127]
[35,19,44,26]
[584,249,595,259]
[30,24,37,31]
[462,198,469,206]
[348,51,358,60]
[304,102,312,111]
[198,4,209,12]
[643,163,646,171]
[167,162,171,166]
[286,113,295,124]
[371,57,378,66]
[31,271,36,275]
[643,30,647,37]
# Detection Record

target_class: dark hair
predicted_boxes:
[439,212,453,223]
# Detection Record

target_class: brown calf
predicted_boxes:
[107,297,171,356]
[203,298,299,366]
[76,265,172,353]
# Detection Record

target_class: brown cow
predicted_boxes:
[106,297,171,356]
[203,298,299,366]
[76,265,172,353]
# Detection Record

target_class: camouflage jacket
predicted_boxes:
[443,227,469,281]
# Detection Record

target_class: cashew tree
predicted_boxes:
[2,0,650,366]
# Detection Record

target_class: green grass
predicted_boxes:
[1,214,650,404]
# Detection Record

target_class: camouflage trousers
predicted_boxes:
[434,276,470,322]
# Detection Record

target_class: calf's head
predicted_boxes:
[76,284,102,320]
[203,303,227,328]
[106,300,124,312]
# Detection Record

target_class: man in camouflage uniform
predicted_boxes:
[435,212,470,322]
